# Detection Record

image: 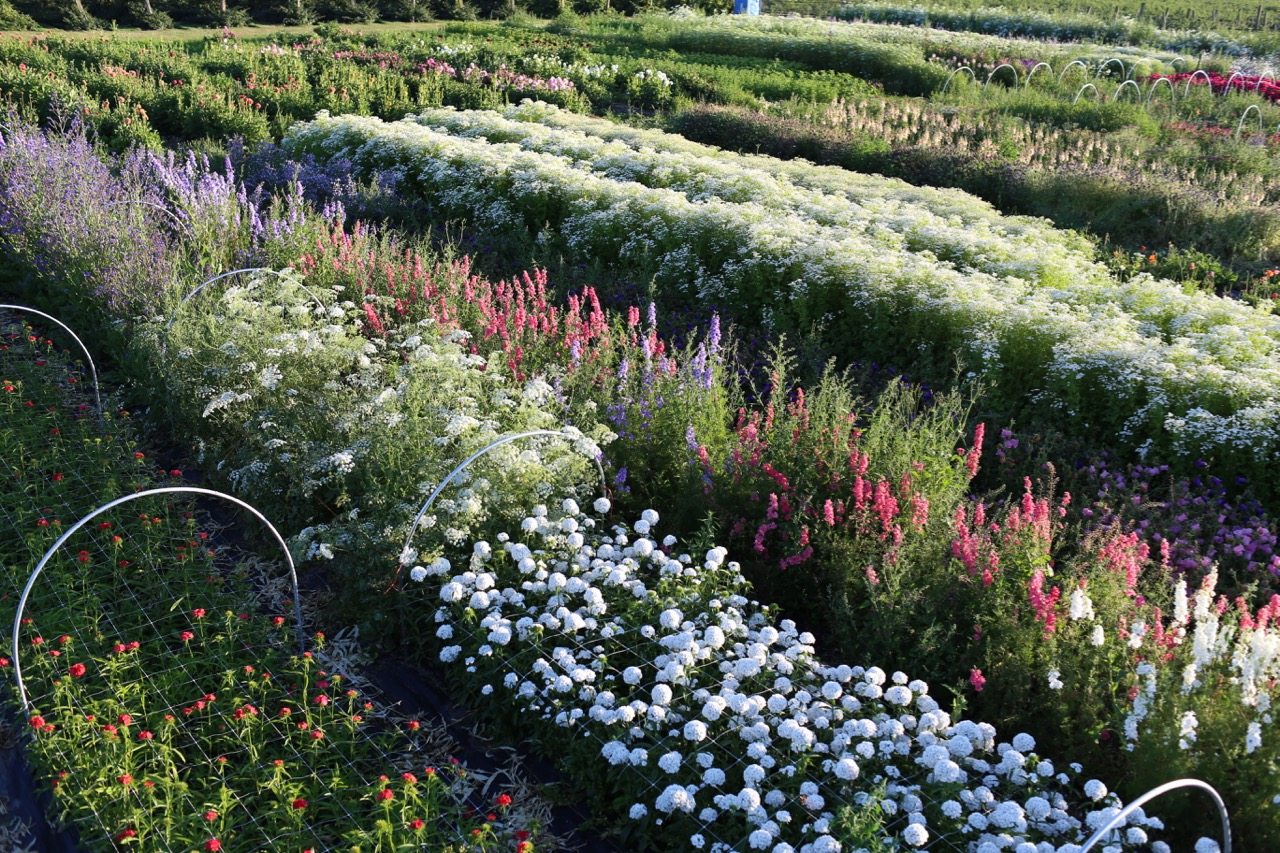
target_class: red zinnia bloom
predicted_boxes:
[309,730,324,741]
[30,636,43,646]
[137,730,154,741]
[377,788,394,802]
[313,694,329,707]
[76,550,89,563]
[292,797,308,810]
[203,810,217,822]
[204,840,221,852]
[406,720,421,731]
[68,663,86,678]
[272,616,286,626]
[28,715,46,729]
[409,818,425,831]
[57,634,71,645]
[118,713,132,726]
[115,829,137,842]
[495,793,512,808]
[402,772,417,784]
[192,608,206,619]
[118,774,133,786]
[180,631,195,642]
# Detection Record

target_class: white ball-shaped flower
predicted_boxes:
[902,823,928,847]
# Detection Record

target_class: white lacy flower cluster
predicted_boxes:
[428,500,1163,851]
[163,273,610,565]
[283,111,1280,473]
[408,102,1099,288]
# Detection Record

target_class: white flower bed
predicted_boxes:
[424,498,1167,851]
[406,103,1103,288]
[284,111,1280,469]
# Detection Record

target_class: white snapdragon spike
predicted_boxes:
[426,499,1161,850]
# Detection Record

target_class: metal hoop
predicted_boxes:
[1023,62,1052,88]
[940,66,974,95]
[1058,59,1089,83]
[1079,778,1230,853]
[0,304,103,421]
[1236,104,1264,141]
[1145,76,1176,108]
[983,63,1019,89]
[1096,58,1126,79]
[399,428,608,567]
[1073,83,1100,104]
[104,199,189,232]
[12,486,306,711]
[1182,69,1213,98]
[165,267,325,333]
[1113,79,1142,102]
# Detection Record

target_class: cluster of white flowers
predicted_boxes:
[284,109,1280,474]
[426,499,1163,850]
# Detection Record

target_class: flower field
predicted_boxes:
[1,6,1279,852]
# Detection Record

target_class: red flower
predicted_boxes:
[291,797,308,810]
[28,715,46,729]
[204,840,222,852]
[169,468,182,478]
[309,730,324,741]
[118,713,132,727]
[203,810,217,822]
[495,793,512,808]
[115,829,138,842]
[517,843,532,853]
[192,608,206,619]
[137,730,154,741]
[68,663,86,678]
[406,720,421,731]
[402,772,417,785]
[76,550,90,563]
[0,657,9,667]
[57,634,71,645]
[180,631,195,642]
[313,694,330,707]
[377,788,394,802]
[272,615,286,626]
[30,636,43,646]
[118,774,133,786]
[51,472,63,482]
[409,818,425,831]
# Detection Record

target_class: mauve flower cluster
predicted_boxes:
[1071,453,1280,588]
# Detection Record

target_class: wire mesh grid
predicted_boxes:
[417,497,1160,853]
[0,319,540,851]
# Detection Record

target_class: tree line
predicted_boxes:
[0,0,700,31]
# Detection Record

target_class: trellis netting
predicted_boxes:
[414,496,1178,853]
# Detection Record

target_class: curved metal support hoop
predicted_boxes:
[1113,79,1142,102]
[1079,778,1230,853]
[984,63,1019,88]
[1146,76,1176,108]
[1224,71,1245,94]
[12,486,306,711]
[1182,69,1213,98]
[1023,62,1051,88]
[940,65,974,95]
[1058,59,1089,83]
[165,267,324,333]
[1096,58,1126,79]
[0,304,102,420]
[400,429,608,565]
[1237,104,1264,140]
[1256,72,1275,93]
[1073,83,1100,104]
[104,199,189,232]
